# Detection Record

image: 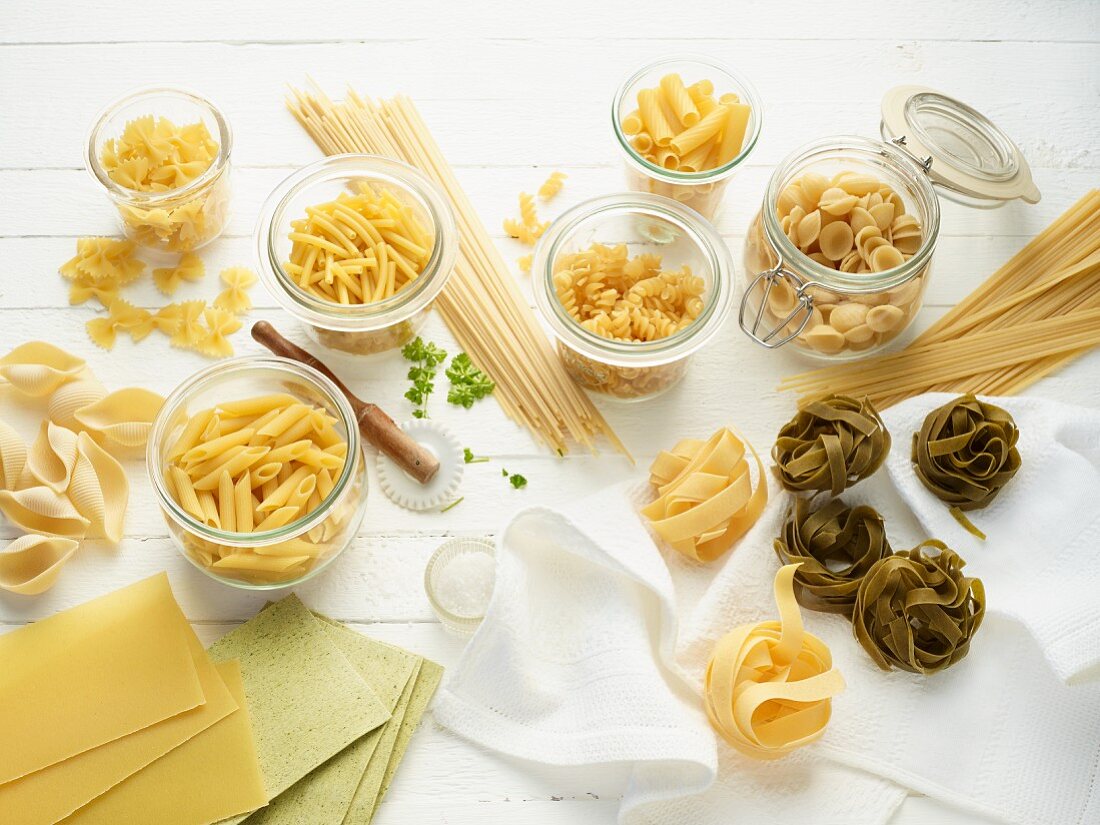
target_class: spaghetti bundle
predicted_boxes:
[287,85,624,455]
[780,191,1100,407]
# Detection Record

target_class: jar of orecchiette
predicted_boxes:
[739,87,1040,360]
[533,193,734,401]
[148,356,369,590]
[612,56,763,221]
[256,154,457,356]
[86,86,233,253]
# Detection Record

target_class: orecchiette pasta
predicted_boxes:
[745,170,927,357]
[0,534,79,596]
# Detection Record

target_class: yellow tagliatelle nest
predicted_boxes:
[704,564,846,760]
[641,427,768,563]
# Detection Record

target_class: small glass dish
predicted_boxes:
[612,55,763,221]
[85,86,233,252]
[424,537,496,634]
[256,154,457,356]
[147,356,368,590]
[533,192,735,401]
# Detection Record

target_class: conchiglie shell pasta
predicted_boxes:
[0,342,85,397]
[0,421,29,492]
[0,534,79,595]
[0,486,90,538]
[47,374,108,432]
[75,387,165,450]
[69,432,129,542]
[27,421,79,493]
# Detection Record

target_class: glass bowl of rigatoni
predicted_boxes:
[612,56,763,220]
[148,356,368,588]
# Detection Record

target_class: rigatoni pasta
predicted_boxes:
[284,183,433,305]
[163,393,360,584]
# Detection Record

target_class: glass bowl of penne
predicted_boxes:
[256,154,457,356]
[612,56,763,221]
[532,192,735,401]
[148,356,369,588]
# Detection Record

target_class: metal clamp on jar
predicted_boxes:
[739,86,1040,361]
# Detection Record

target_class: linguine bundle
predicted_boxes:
[287,84,624,456]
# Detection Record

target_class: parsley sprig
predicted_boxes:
[463,448,489,464]
[501,467,528,489]
[401,337,448,419]
[446,353,495,408]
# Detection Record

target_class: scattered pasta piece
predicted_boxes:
[704,564,845,759]
[68,431,129,542]
[0,421,29,491]
[516,254,532,274]
[68,272,121,307]
[85,299,154,350]
[642,427,768,563]
[0,534,79,596]
[152,253,205,296]
[168,300,209,350]
[196,306,242,358]
[163,394,357,585]
[552,242,706,342]
[27,421,79,493]
[853,541,984,674]
[59,238,145,285]
[283,183,433,306]
[537,171,567,201]
[0,486,90,538]
[0,342,86,397]
[74,387,165,451]
[502,217,545,246]
[213,267,257,314]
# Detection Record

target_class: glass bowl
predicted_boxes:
[256,154,457,356]
[147,356,368,589]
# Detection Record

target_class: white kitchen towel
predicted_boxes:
[435,394,1100,825]
[434,485,906,825]
[882,393,1100,684]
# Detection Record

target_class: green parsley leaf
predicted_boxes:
[463,448,489,464]
[509,474,528,489]
[446,353,495,409]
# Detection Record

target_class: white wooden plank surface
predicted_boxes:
[2,2,1098,823]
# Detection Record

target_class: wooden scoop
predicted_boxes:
[251,321,441,484]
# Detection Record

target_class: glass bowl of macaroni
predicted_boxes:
[148,356,369,589]
[739,135,940,361]
[85,86,233,252]
[256,154,457,356]
[533,193,735,401]
[612,56,763,221]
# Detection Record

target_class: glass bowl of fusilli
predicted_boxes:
[533,193,735,401]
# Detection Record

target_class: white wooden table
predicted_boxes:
[2,2,1098,822]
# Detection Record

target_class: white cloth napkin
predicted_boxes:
[435,394,1100,825]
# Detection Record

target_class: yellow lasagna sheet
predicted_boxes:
[59,660,267,825]
[0,618,237,825]
[0,573,204,785]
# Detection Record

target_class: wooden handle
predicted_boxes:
[251,321,441,484]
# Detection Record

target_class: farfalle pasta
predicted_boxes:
[773,394,891,496]
[86,299,154,350]
[911,394,1021,538]
[704,564,845,759]
[98,114,230,252]
[59,238,146,288]
[161,393,361,585]
[153,253,205,296]
[853,540,985,674]
[0,535,79,596]
[774,496,892,616]
[214,266,257,314]
[642,427,768,563]
[284,183,433,305]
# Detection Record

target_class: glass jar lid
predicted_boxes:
[881,85,1040,206]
